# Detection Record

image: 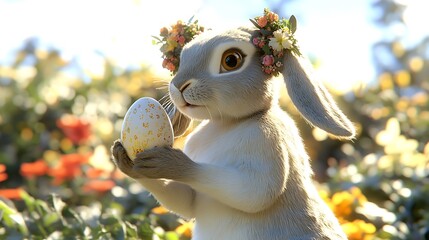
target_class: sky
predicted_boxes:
[0,0,427,93]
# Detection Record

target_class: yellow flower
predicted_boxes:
[331,191,354,218]
[165,38,178,52]
[341,219,376,240]
[350,187,367,204]
[175,220,194,238]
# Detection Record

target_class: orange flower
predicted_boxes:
[57,114,91,144]
[0,164,8,182]
[61,153,89,167]
[151,206,169,214]
[83,180,115,193]
[86,167,106,179]
[49,153,90,185]
[20,159,49,178]
[0,188,24,200]
[257,16,268,28]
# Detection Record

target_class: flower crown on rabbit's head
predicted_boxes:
[154,9,301,76]
[250,8,302,76]
[153,18,205,75]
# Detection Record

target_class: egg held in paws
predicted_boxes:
[121,97,173,159]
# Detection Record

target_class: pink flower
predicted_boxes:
[162,59,169,68]
[258,40,265,48]
[252,37,260,46]
[257,16,268,28]
[262,55,275,66]
[165,61,176,72]
[178,35,186,46]
[264,67,272,74]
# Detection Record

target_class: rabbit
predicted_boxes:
[111,26,355,240]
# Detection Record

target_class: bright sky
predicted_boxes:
[0,0,427,93]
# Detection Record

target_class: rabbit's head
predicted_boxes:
[168,24,355,139]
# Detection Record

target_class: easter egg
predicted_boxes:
[121,97,173,160]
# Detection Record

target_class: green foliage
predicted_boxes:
[0,192,155,239]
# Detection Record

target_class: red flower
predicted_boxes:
[0,188,23,200]
[57,114,91,144]
[83,180,115,193]
[0,164,7,182]
[20,159,49,178]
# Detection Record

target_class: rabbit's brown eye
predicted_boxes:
[220,49,245,73]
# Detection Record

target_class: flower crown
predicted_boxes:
[250,8,302,76]
[154,9,301,76]
[153,18,205,75]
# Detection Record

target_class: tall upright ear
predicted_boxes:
[169,107,192,138]
[283,51,355,139]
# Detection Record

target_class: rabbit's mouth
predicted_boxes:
[184,101,198,108]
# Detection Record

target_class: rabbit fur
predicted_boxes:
[111,27,354,239]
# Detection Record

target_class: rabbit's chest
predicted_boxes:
[183,122,247,166]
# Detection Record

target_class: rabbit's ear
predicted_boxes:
[169,107,192,138]
[283,51,355,139]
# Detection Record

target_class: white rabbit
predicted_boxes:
[112,26,355,239]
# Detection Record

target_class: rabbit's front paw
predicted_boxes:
[134,146,197,181]
[111,139,145,179]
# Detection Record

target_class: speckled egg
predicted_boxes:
[121,97,173,160]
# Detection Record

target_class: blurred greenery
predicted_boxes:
[0,0,428,239]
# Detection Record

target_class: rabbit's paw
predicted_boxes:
[111,139,145,179]
[134,146,197,181]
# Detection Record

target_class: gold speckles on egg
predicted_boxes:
[120,97,173,160]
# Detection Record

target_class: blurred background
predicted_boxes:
[0,0,428,239]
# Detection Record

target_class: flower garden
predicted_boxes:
[1,2,428,240]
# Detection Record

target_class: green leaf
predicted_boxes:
[42,212,60,227]
[249,19,262,29]
[47,194,65,213]
[125,221,138,238]
[21,191,36,213]
[0,201,17,227]
[187,15,195,25]
[260,29,273,36]
[152,35,163,43]
[164,231,179,240]
[289,15,297,34]
[262,44,271,55]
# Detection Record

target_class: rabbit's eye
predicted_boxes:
[220,48,245,73]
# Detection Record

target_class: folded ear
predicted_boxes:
[282,51,355,139]
[169,107,192,138]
